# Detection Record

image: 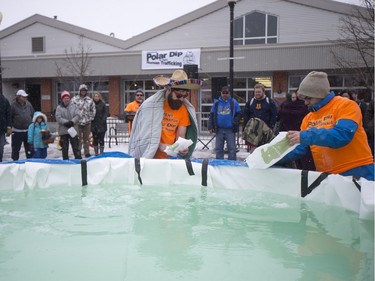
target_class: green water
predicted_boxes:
[0,184,373,281]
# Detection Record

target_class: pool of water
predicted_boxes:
[0,184,373,281]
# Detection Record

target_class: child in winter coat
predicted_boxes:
[27,111,50,158]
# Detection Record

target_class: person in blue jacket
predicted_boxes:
[27,111,50,159]
[276,71,373,181]
[208,86,241,160]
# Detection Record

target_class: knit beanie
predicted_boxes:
[298,71,330,99]
[61,91,71,100]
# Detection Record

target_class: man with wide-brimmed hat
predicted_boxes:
[277,71,374,181]
[128,69,203,159]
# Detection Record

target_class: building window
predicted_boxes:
[56,80,109,106]
[288,73,368,99]
[124,80,157,106]
[32,37,45,53]
[234,11,278,45]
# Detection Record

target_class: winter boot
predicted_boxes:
[94,146,99,156]
[100,146,104,154]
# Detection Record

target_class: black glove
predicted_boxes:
[64,121,74,128]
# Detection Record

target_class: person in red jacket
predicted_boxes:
[277,91,315,170]
[277,71,374,181]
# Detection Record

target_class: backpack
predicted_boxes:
[249,97,269,106]
[242,117,274,147]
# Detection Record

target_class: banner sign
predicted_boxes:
[142,48,200,70]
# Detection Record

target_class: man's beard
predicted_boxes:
[167,93,183,110]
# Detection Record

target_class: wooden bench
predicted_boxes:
[107,123,129,148]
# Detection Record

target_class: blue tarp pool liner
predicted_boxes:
[0,151,249,167]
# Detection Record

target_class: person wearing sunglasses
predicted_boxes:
[208,86,241,160]
[124,88,145,133]
[276,71,374,181]
[128,70,203,159]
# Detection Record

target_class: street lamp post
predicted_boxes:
[228,0,237,95]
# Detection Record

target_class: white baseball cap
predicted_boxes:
[16,90,28,97]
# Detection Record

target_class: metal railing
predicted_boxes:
[49,117,249,149]
[106,118,127,145]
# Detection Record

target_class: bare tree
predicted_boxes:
[55,35,93,85]
[331,0,374,91]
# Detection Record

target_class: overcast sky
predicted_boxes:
[0,0,362,40]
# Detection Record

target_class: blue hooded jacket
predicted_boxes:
[27,111,50,148]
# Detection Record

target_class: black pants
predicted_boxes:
[11,131,32,160]
[92,131,105,147]
[60,134,82,160]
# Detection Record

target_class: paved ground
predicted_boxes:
[1,134,250,162]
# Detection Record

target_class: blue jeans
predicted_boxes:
[33,147,47,159]
[215,128,237,160]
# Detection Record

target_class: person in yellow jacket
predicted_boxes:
[124,89,144,133]
[277,71,374,181]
